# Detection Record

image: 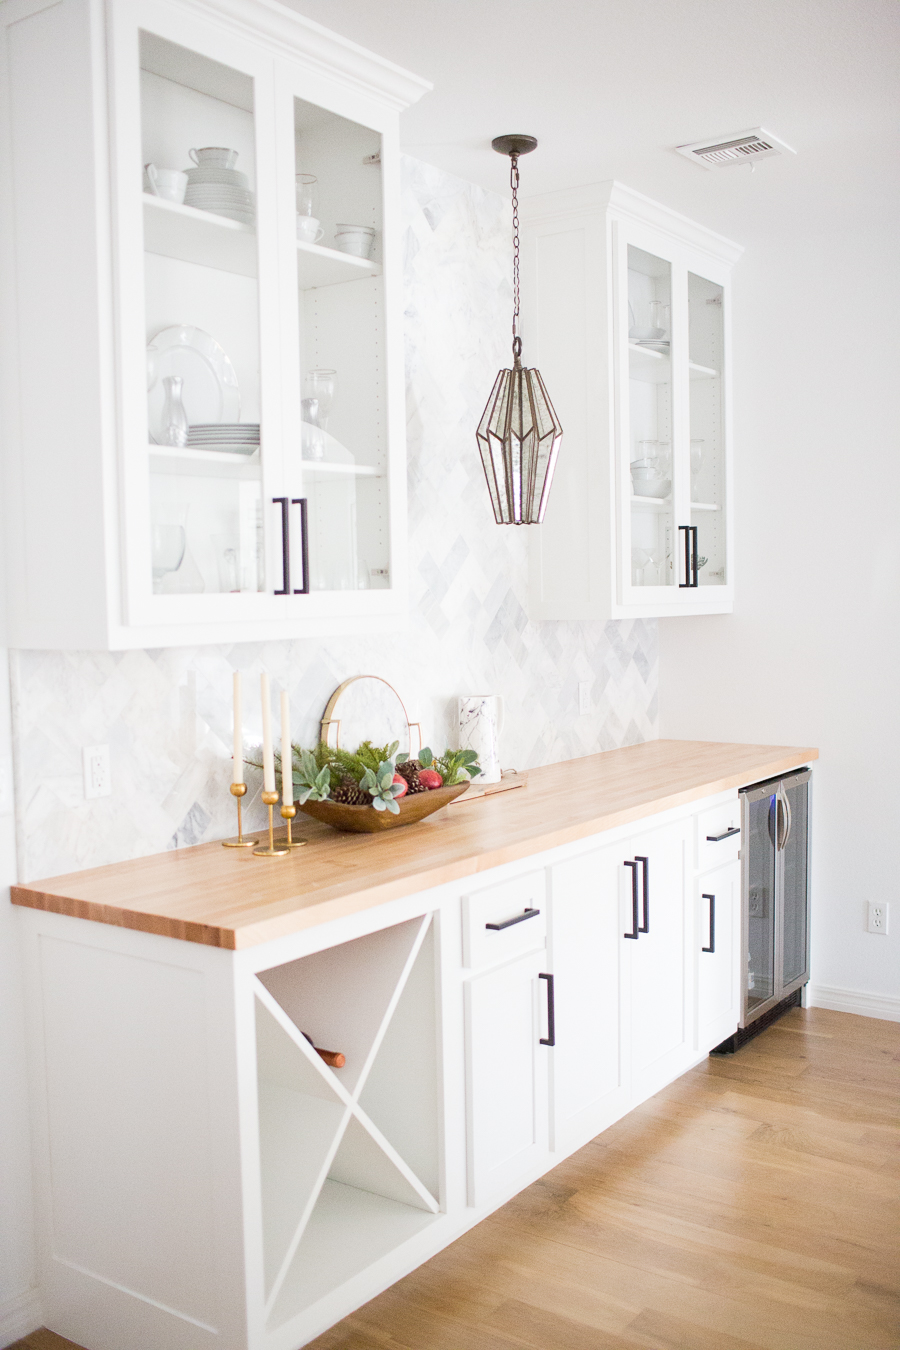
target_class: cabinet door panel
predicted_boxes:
[549,849,627,1151]
[465,952,548,1206]
[697,860,740,1051]
[623,820,691,1101]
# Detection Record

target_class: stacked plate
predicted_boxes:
[187,423,260,456]
[184,166,255,225]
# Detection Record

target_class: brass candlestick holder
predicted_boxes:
[280,802,307,849]
[254,789,290,857]
[222,782,258,848]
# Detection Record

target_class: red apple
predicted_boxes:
[418,768,443,789]
[392,773,408,798]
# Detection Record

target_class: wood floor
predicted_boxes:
[14,1008,900,1350]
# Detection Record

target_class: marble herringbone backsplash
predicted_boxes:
[9,157,657,881]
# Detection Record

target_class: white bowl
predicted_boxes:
[632,476,671,499]
[629,326,665,341]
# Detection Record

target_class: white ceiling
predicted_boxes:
[281,0,899,244]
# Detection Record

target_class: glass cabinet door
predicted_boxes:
[289,97,389,596]
[626,244,677,594]
[687,271,727,588]
[139,30,269,600]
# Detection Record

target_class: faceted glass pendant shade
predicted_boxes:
[477,360,563,525]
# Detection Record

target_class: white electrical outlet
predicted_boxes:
[578,681,591,716]
[867,901,889,935]
[83,744,111,799]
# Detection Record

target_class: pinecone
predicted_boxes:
[396,760,427,794]
[332,776,369,806]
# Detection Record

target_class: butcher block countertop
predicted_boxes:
[11,739,817,950]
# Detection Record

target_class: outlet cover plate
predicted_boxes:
[867,901,889,935]
[83,745,111,799]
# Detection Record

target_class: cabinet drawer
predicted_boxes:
[696,798,741,871]
[463,871,547,970]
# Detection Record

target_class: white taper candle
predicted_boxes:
[261,672,276,794]
[280,690,293,806]
[232,671,243,784]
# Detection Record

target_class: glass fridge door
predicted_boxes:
[742,785,777,1018]
[780,770,811,990]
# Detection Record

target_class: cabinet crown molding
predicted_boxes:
[180,0,433,109]
[521,179,744,268]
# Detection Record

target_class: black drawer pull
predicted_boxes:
[291,498,310,594]
[539,972,555,1046]
[624,860,639,939]
[707,826,740,842]
[273,496,290,595]
[486,906,540,931]
[702,893,716,953]
[636,855,649,934]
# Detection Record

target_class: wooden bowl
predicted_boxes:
[298,782,468,833]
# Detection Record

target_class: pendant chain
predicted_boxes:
[510,153,521,361]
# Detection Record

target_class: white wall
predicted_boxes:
[659,143,900,1013]
[0,647,38,1345]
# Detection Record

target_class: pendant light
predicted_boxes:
[476,135,563,525]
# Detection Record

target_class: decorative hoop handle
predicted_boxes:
[319,675,422,758]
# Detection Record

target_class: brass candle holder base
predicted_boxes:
[280,802,307,849]
[254,790,290,857]
[222,782,258,848]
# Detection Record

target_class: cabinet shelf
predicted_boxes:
[302,460,380,482]
[296,239,382,290]
[631,495,721,512]
[627,343,719,384]
[149,445,260,479]
[143,194,257,278]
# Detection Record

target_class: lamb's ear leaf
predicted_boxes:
[385,796,400,814]
[395,752,409,765]
[296,785,312,805]
[360,767,376,791]
[467,765,483,777]
[459,750,479,763]
[372,796,386,811]
[387,740,399,759]
[315,767,331,793]
[419,747,433,767]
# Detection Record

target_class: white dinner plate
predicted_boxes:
[147,325,240,443]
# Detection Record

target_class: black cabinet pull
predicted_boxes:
[678,524,699,588]
[272,497,290,595]
[624,860,639,939]
[485,906,540,931]
[636,855,650,933]
[702,893,716,953]
[291,498,310,594]
[539,972,555,1046]
[707,826,740,842]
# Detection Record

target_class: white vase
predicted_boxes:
[458,695,504,785]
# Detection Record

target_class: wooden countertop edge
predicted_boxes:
[11,744,817,951]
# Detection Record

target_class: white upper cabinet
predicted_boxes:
[0,0,428,649]
[522,183,742,620]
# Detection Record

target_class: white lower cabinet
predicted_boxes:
[620,819,693,1104]
[20,793,745,1350]
[464,951,550,1206]
[546,848,627,1152]
[696,859,741,1050]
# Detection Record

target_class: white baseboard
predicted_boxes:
[807,984,900,1023]
[0,1287,41,1347]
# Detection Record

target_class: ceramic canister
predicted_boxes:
[458,695,504,785]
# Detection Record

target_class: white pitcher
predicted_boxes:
[458,695,504,785]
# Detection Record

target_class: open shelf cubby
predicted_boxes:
[254,914,441,1331]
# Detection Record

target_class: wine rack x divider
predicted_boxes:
[252,913,440,1328]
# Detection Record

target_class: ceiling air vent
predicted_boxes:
[676,127,795,170]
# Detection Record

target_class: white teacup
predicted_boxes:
[334,223,376,259]
[145,164,188,204]
[189,146,239,169]
[296,215,325,244]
